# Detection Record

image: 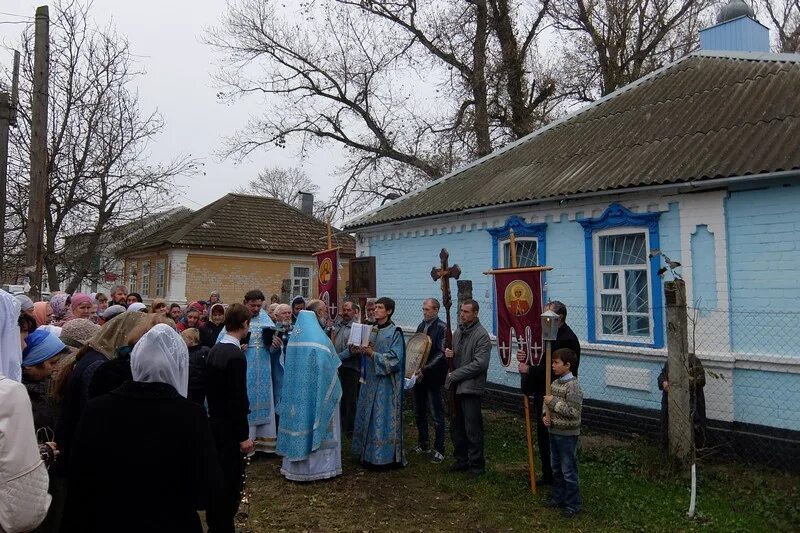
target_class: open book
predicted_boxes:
[347,323,374,347]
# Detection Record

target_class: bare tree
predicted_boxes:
[761,0,800,52]
[236,166,324,210]
[207,0,559,216]
[8,1,197,293]
[550,0,712,99]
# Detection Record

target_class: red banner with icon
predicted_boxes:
[315,248,338,320]
[493,270,544,366]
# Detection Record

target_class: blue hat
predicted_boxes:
[22,328,67,367]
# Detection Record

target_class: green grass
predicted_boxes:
[243,410,799,532]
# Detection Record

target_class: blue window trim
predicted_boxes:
[487,215,547,334]
[578,203,664,348]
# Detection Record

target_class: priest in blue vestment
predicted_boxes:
[276,309,343,481]
[219,290,280,454]
[352,297,406,467]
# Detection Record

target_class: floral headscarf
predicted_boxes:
[49,293,71,322]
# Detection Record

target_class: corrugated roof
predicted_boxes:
[345,51,800,230]
[119,194,355,256]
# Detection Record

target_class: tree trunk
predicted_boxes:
[66,230,101,294]
[471,0,492,157]
[491,0,531,138]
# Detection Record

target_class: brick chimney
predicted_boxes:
[297,191,314,216]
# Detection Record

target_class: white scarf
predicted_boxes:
[130,324,189,397]
[0,291,22,381]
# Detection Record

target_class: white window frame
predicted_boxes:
[155,259,166,298]
[499,237,539,268]
[128,261,138,293]
[593,227,654,344]
[291,264,311,299]
[141,260,151,298]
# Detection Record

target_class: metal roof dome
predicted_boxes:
[717,0,755,24]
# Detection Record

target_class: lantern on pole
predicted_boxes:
[540,309,562,412]
[541,310,561,341]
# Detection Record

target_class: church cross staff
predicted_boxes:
[430,248,461,353]
[431,248,461,420]
[509,229,539,496]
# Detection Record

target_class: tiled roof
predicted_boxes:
[119,194,355,256]
[345,50,800,230]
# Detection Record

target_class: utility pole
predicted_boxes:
[0,51,20,284]
[665,279,693,462]
[25,6,49,298]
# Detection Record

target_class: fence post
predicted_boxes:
[664,279,693,461]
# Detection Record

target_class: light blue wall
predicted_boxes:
[734,369,800,431]
[726,184,800,356]
[659,203,682,270]
[368,229,495,329]
[579,355,664,411]
[543,215,588,339]
[691,225,718,314]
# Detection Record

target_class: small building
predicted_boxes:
[345,6,800,466]
[117,193,355,305]
[66,207,192,296]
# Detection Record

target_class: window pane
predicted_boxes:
[503,240,537,267]
[627,315,650,336]
[599,233,646,266]
[601,314,623,335]
[294,267,310,277]
[601,294,622,312]
[625,270,649,313]
[602,272,619,290]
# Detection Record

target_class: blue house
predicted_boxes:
[344,4,800,467]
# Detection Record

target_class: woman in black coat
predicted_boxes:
[66,324,220,533]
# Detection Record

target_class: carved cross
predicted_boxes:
[431,248,461,350]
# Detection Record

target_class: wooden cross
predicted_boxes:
[431,248,461,345]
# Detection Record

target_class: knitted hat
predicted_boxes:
[60,318,101,349]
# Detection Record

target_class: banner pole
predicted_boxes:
[509,230,538,496]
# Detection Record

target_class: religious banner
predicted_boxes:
[493,269,544,367]
[315,248,339,320]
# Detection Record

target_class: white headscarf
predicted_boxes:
[0,290,23,381]
[130,324,189,397]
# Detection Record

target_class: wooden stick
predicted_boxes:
[509,230,538,496]
[483,266,553,275]
[523,395,538,494]
[312,247,340,256]
[326,215,333,250]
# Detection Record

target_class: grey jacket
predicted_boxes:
[334,319,358,370]
[446,319,492,396]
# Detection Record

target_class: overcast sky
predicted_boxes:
[1,0,346,211]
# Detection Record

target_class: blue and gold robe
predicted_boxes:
[352,322,405,466]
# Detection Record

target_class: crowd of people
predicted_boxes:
[0,283,589,532]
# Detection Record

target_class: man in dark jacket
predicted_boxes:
[445,299,492,478]
[518,300,581,485]
[205,304,254,533]
[413,298,448,462]
[658,355,707,449]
